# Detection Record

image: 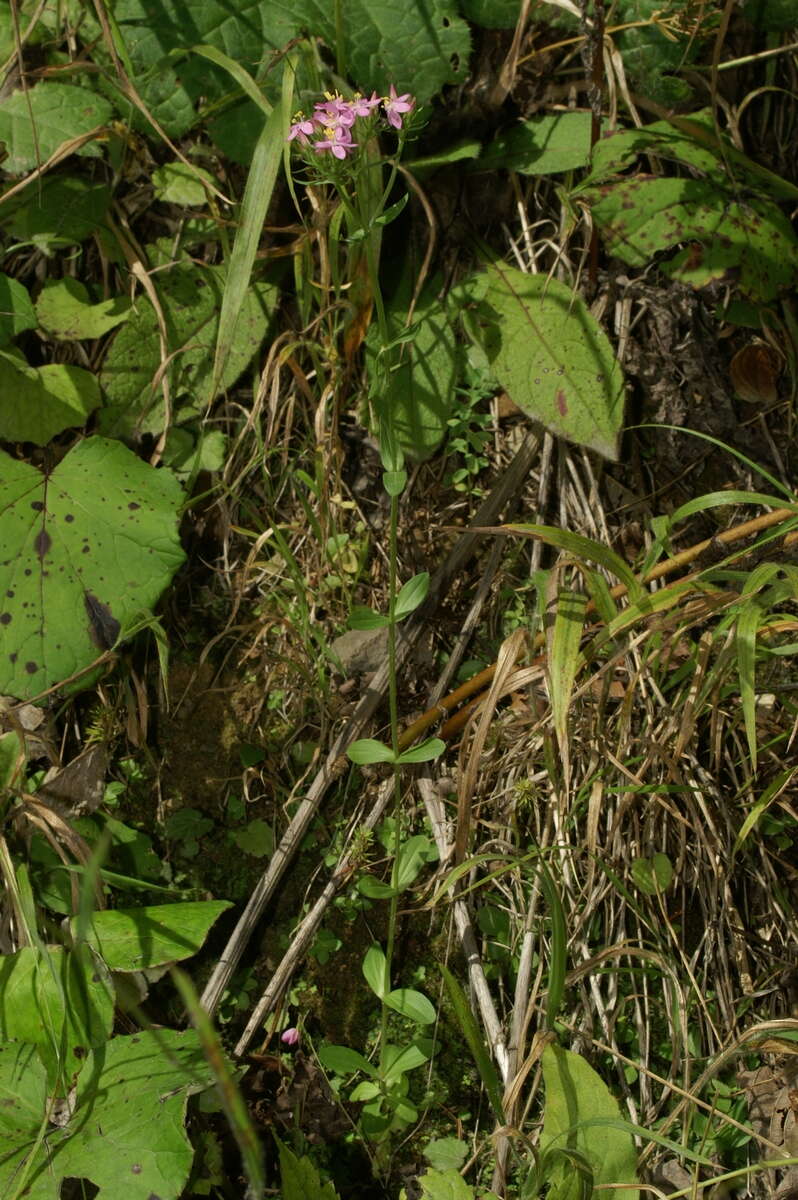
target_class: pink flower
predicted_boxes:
[313,125,358,159]
[281,1027,300,1047]
[351,91,381,117]
[314,95,356,128]
[287,117,317,144]
[384,85,414,130]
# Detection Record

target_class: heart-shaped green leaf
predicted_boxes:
[631,854,673,896]
[0,437,185,699]
[0,350,100,444]
[36,278,131,341]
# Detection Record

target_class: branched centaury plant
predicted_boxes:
[286,89,445,1150]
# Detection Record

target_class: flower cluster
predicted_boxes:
[288,86,415,160]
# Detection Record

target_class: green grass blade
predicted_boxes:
[172,966,265,1199]
[537,862,567,1030]
[546,586,588,780]
[211,76,291,396]
[735,598,763,771]
[732,767,796,860]
[440,964,505,1123]
[669,490,798,525]
[507,524,642,597]
[636,425,794,499]
[190,45,272,116]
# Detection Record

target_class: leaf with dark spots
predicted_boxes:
[84,592,121,651]
[0,436,184,700]
[584,176,798,301]
[0,1029,213,1197]
[33,529,51,560]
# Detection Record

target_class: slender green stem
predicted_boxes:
[333,0,345,78]
[326,115,408,1120]
[378,489,402,1081]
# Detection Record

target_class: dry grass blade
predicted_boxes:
[454,628,527,866]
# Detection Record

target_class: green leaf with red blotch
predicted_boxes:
[462,264,624,460]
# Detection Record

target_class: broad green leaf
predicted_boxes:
[231,819,274,858]
[350,1079,381,1100]
[395,835,439,890]
[385,987,436,1025]
[99,263,276,437]
[743,0,798,31]
[73,900,232,971]
[114,0,469,141]
[468,263,624,459]
[347,738,395,764]
[405,139,483,174]
[0,1030,212,1200]
[439,966,505,1123]
[0,437,185,700]
[369,280,460,462]
[631,854,673,896]
[0,349,100,443]
[357,875,397,899]
[36,278,131,341]
[419,1167,476,1200]
[581,116,743,187]
[395,572,430,619]
[151,160,218,206]
[161,427,228,481]
[0,82,112,174]
[0,944,114,1084]
[317,1044,376,1077]
[0,273,36,344]
[461,0,522,26]
[478,112,593,175]
[0,729,22,790]
[277,1137,342,1199]
[383,1038,433,1082]
[363,943,387,999]
[0,176,111,253]
[349,606,391,630]
[540,1044,639,1200]
[586,177,798,302]
[396,737,446,765]
[423,1137,469,1171]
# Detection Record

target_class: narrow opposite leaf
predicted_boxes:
[347,739,395,764]
[396,737,445,765]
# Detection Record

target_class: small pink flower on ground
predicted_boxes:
[281,1027,300,1047]
[384,84,414,130]
[351,91,381,117]
[287,117,316,144]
